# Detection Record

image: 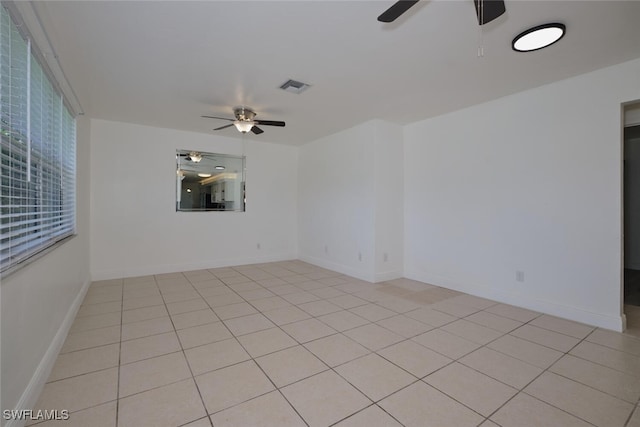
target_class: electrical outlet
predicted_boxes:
[383,252,388,262]
[257,243,261,250]
[516,271,525,282]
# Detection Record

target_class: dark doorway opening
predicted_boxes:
[624,124,640,308]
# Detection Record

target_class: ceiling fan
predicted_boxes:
[378,0,506,25]
[202,107,285,135]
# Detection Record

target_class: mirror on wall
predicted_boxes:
[176,150,246,212]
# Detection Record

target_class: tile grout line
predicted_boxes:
[115,277,125,427]
[373,303,608,427]
[363,299,616,426]
[212,264,332,425]
[160,271,214,427]
[185,265,365,425]
[455,309,588,425]
[272,268,630,426]
[116,270,490,423]
[623,394,640,427]
[483,326,621,427]
[232,274,483,425]
[25,280,123,426]
[207,266,315,425]
[136,269,553,426]
[187,267,310,424]
[48,263,640,427]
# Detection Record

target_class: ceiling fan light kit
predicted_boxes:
[512,23,566,52]
[233,120,255,133]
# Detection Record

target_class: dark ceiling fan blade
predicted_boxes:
[202,115,234,121]
[213,123,234,131]
[377,0,420,23]
[473,0,506,25]
[251,126,264,135]
[254,120,285,127]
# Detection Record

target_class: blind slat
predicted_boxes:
[1,4,76,273]
[1,224,74,245]
[0,213,76,233]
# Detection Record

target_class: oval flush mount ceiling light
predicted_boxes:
[512,23,566,52]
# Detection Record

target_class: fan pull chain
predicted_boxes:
[241,133,247,210]
[477,0,485,57]
[477,32,484,57]
[242,132,246,159]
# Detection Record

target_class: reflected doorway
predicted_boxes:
[623,103,640,336]
[624,124,640,308]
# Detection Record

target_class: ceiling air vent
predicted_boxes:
[279,79,310,94]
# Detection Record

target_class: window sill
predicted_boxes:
[0,234,78,280]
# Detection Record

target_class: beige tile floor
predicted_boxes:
[29,260,640,427]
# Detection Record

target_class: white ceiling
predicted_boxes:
[34,0,640,146]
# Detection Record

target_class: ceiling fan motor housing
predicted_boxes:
[234,107,256,122]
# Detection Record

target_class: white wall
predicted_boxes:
[298,122,376,280]
[404,58,640,331]
[373,121,404,281]
[89,120,298,280]
[297,120,404,282]
[1,117,92,421]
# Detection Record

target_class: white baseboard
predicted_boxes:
[405,269,624,332]
[91,253,297,281]
[5,278,91,427]
[297,255,402,284]
[298,255,375,282]
[374,270,404,283]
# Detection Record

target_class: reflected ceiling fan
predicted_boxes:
[202,107,285,135]
[378,0,505,25]
[177,151,202,162]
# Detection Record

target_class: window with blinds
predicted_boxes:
[1,4,76,274]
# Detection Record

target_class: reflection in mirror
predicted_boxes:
[176,150,246,212]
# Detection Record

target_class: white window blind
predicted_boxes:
[1,4,76,274]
